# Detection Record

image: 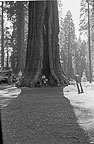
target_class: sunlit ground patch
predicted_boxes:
[0,86,21,107]
[64,82,94,143]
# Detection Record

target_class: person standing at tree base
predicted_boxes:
[75,74,84,94]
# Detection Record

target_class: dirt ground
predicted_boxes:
[64,82,94,143]
[1,87,90,144]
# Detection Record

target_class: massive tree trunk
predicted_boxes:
[18,0,68,87]
[16,2,25,72]
[1,2,4,69]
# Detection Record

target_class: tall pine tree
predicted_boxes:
[60,10,76,80]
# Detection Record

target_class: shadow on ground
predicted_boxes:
[1,87,90,144]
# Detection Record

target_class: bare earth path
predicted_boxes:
[1,87,90,144]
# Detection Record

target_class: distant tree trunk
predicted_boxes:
[6,47,9,68]
[1,2,4,69]
[18,0,68,87]
[16,2,25,72]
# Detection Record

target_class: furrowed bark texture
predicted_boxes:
[16,2,25,72]
[18,0,68,87]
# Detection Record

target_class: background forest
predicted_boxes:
[59,0,94,81]
[0,0,94,82]
[0,1,28,74]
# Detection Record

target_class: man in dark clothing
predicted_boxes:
[75,74,84,94]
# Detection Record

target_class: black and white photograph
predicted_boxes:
[0,0,94,143]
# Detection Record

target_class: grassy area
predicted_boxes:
[1,87,90,144]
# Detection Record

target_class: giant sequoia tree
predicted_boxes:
[5,1,27,73]
[18,0,68,87]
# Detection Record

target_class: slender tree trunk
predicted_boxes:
[18,0,68,87]
[1,2,4,70]
[67,36,70,79]
[6,47,9,68]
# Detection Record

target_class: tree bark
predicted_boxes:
[18,0,69,87]
[1,2,4,69]
[16,2,25,72]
